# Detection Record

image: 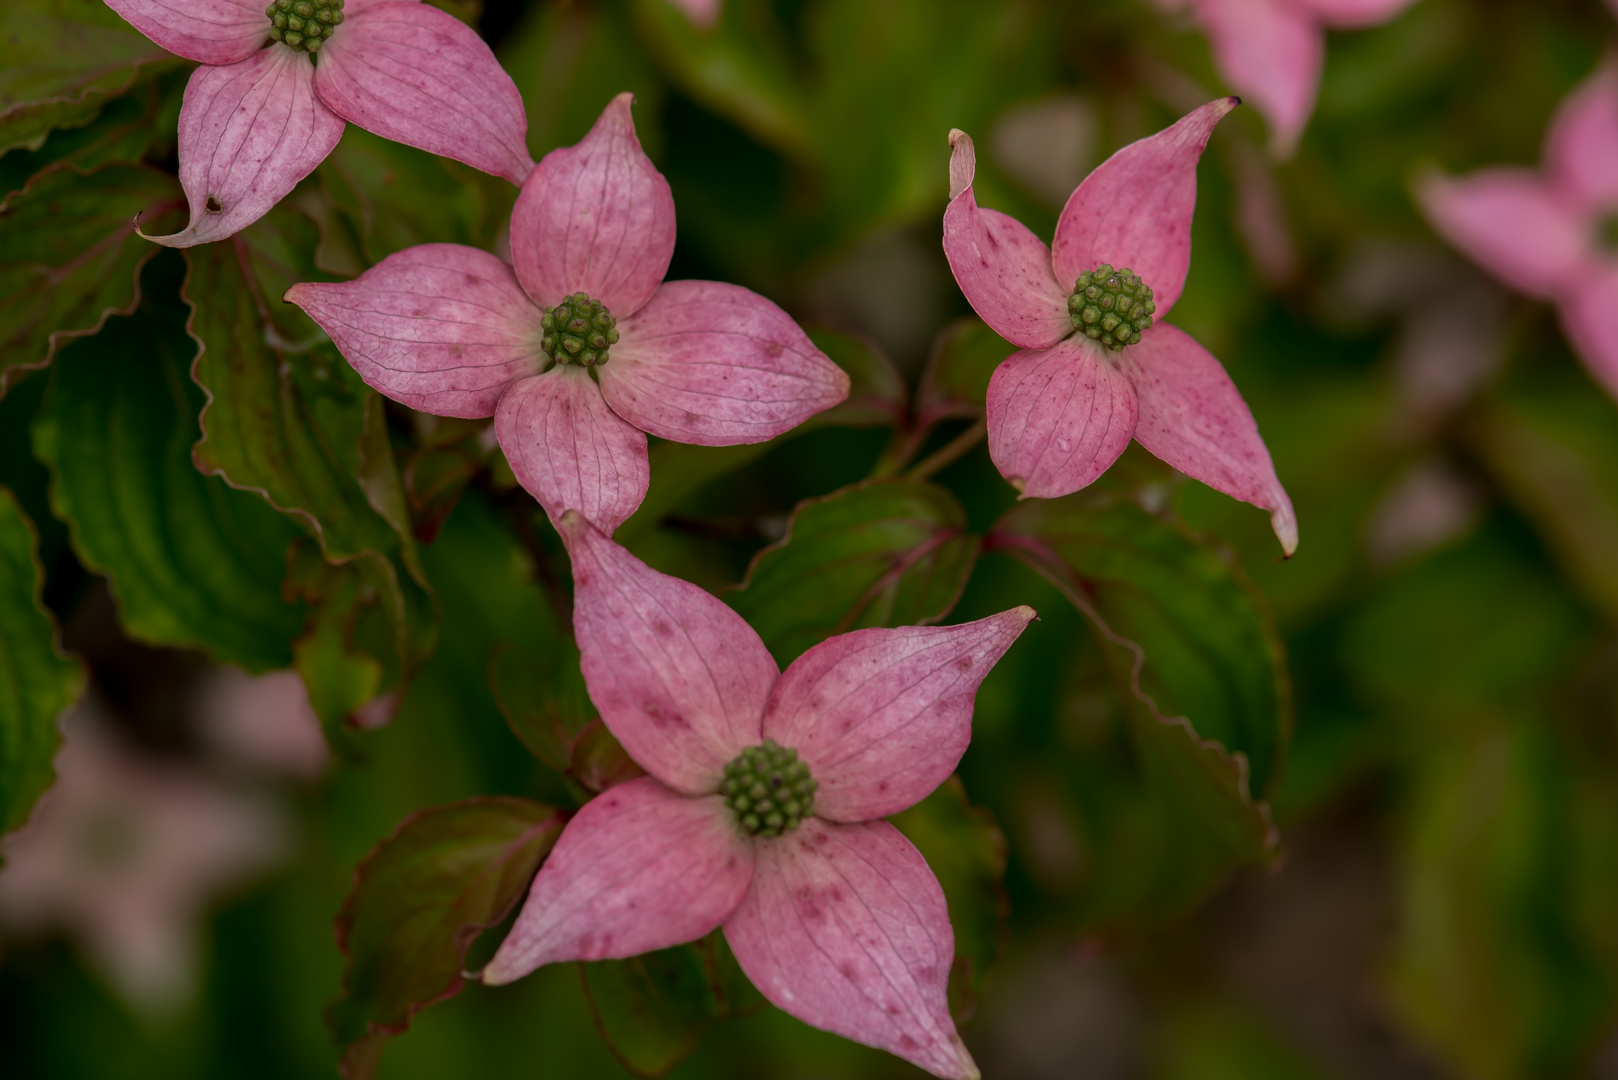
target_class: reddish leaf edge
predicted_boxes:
[331,795,569,1079]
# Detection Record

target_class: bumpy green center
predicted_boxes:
[721,740,817,837]
[542,293,619,368]
[266,0,344,53]
[1068,264,1156,352]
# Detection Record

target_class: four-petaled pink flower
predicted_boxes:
[1417,62,1618,404]
[289,93,850,532]
[1152,0,1418,157]
[942,99,1297,555]
[107,0,534,246]
[480,512,1035,1080]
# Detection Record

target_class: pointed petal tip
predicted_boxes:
[1272,502,1299,559]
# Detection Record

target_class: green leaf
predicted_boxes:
[0,74,181,202]
[1469,382,1618,620]
[0,0,174,156]
[581,932,765,1078]
[0,487,84,834]
[986,492,1284,919]
[316,125,512,265]
[0,162,183,398]
[183,203,438,727]
[915,317,1013,429]
[890,777,1007,1020]
[332,796,567,1080]
[805,327,907,430]
[727,478,979,665]
[489,639,594,773]
[31,256,305,671]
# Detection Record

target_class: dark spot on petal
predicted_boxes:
[765,341,783,357]
[899,1035,918,1051]
[886,1003,901,1016]
[839,962,857,980]
[205,196,223,213]
[957,656,973,670]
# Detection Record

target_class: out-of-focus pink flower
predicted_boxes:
[289,94,849,533]
[942,99,1297,556]
[480,512,1034,1079]
[193,667,330,782]
[0,703,286,1014]
[667,0,721,28]
[1153,0,1418,156]
[105,0,534,246]
[1418,63,1618,403]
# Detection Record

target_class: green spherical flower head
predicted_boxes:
[1068,264,1156,352]
[266,0,344,53]
[721,740,818,838]
[541,292,620,368]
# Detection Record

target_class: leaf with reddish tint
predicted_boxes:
[0,0,175,156]
[581,931,766,1077]
[332,797,567,1079]
[807,328,908,430]
[0,162,182,398]
[727,478,980,664]
[890,776,1008,1021]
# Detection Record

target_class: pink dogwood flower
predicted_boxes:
[1417,63,1618,403]
[106,0,534,246]
[942,98,1297,555]
[289,93,849,532]
[479,512,1035,1079]
[1153,0,1418,156]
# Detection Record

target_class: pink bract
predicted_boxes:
[106,0,535,246]
[1155,0,1418,157]
[942,99,1298,556]
[289,94,850,532]
[1418,63,1618,403]
[480,512,1035,1080]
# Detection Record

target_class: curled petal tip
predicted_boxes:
[1273,504,1299,558]
[1012,603,1038,623]
[947,128,976,200]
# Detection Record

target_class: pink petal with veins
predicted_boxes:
[724,819,978,1080]
[493,367,649,532]
[481,778,754,984]
[104,0,269,66]
[148,48,345,248]
[985,336,1138,499]
[1120,323,1297,555]
[763,609,1035,822]
[510,93,676,315]
[285,244,541,418]
[1297,0,1416,27]
[599,280,850,445]
[312,1,534,186]
[1544,62,1618,213]
[1561,269,1618,403]
[1416,169,1587,297]
[1053,98,1239,314]
[558,513,780,794]
[941,130,1074,350]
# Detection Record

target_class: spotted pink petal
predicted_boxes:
[104,0,269,66]
[146,49,346,248]
[598,280,851,446]
[1415,169,1586,297]
[285,245,542,418]
[940,130,1074,351]
[1119,323,1297,555]
[558,513,780,794]
[1544,62,1618,214]
[724,819,977,1080]
[985,336,1138,499]
[762,609,1035,822]
[311,1,534,187]
[1296,0,1416,27]
[481,778,754,984]
[510,93,676,316]
[493,367,650,532]
[1052,97,1238,315]
[1561,269,1618,403]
